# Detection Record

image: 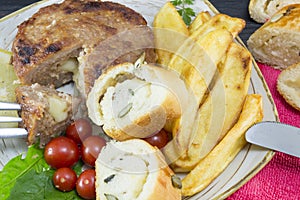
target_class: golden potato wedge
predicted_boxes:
[181,94,263,196]
[168,28,233,104]
[190,13,245,39]
[153,2,189,67]
[162,28,233,163]
[198,43,252,155]
[171,42,252,171]
[188,11,211,33]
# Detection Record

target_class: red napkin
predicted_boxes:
[228,63,300,200]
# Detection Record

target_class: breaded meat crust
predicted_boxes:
[12,0,156,88]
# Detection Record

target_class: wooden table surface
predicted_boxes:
[0,0,262,44]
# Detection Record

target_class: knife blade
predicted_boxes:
[245,121,300,158]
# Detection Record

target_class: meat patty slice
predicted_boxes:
[15,83,72,146]
[12,0,156,90]
[75,25,157,97]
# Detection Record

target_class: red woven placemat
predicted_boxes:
[228,63,300,200]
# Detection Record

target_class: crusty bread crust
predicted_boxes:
[12,0,155,89]
[87,62,187,141]
[247,4,300,69]
[95,139,181,200]
[148,165,181,200]
[277,62,300,111]
[249,0,300,23]
[104,93,180,141]
[249,0,269,23]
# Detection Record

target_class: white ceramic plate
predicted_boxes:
[0,0,278,199]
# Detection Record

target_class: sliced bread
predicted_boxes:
[247,4,300,69]
[277,62,300,111]
[95,139,181,200]
[249,0,300,23]
[87,62,189,140]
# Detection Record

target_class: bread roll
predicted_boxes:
[277,62,300,111]
[247,4,300,69]
[87,61,189,140]
[95,139,181,200]
[249,0,300,23]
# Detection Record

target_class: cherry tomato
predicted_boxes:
[82,135,106,167]
[76,169,96,200]
[143,129,169,149]
[66,118,93,144]
[78,144,83,158]
[53,167,77,192]
[44,136,80,169]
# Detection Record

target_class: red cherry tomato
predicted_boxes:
[82,135,106,167]
[78,144,83,158]
[44,136,80,169]
[143,129,169,149]
[53,167,77,192]
[76,169,96,200]
[66,118,93,144]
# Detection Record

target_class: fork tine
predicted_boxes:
[0,128,27,138]
[0,116,22,123]
[0,102,21,110]
[0,102,26,138]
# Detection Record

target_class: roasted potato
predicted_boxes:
[172,42,252,171]
[153,2,189,67]
[153,3,262,196]
[190,13,246,39]
[188,11,211,33]
[162,28,233,162]
[182,94,263,196]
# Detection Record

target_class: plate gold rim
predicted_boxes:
[204,0,278,198]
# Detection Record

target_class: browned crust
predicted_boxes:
[247,4,300,69]
[95,140,181,200]
[277,62,300,111]
[80,25,156,96]
[104,94,181,141]
[15,84,72,145]
[149,153,181,200]
[12,0,153,87]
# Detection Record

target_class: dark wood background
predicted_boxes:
[0,0,262,44]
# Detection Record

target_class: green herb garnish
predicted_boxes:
[118,103,133,118]
[104,174,116,183]
[171,0,196,25]
[104,193,119,200]
[171,174,182,189]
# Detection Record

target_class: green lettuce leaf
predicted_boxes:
[0,144,48,199]
[7,169,82,200]
[0,144,84,199]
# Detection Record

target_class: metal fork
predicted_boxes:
[0,102,27,138]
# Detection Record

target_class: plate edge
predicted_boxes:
[0,1,49,22]
[204,0,279,198]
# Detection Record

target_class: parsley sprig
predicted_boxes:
[171,0,196,25]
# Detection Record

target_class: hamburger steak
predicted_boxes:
[15,83,72,145]
[12,0,156,93]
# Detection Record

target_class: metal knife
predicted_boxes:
[245,121,300,158]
